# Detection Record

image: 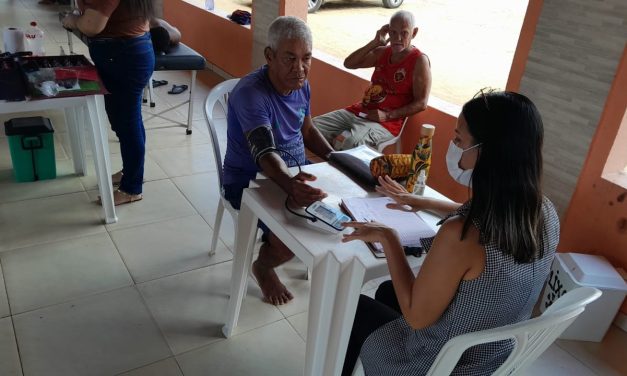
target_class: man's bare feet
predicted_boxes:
[252,260,294,305]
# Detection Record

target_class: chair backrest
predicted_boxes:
[203,78,240,189]
[376,117,409,153]
[426,286,602,376]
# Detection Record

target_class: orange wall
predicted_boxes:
[560,46,627,314]
[163,0,252,78]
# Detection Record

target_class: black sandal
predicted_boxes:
[168,84,188,95]
[152,79,168,88]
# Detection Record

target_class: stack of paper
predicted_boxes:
[341,196,436,258]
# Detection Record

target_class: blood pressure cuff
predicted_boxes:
[246,126,277,166]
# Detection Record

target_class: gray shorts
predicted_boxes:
[313,109,393,151]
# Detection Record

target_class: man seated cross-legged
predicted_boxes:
[314,10,432,151]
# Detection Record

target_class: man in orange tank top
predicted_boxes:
[313,10,431,151]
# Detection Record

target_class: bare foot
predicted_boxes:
[252,260,294,305]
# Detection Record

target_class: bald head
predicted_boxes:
[390,10,415,29]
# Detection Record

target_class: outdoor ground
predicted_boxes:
[198,0,528,106]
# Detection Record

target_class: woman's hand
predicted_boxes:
[375,175,430,212]
[341,221,398,245]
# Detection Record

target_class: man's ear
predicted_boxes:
[264,47,273,63]
[412,27,418,39]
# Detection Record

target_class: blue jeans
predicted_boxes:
[89,33,155,194]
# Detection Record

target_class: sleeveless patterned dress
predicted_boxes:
[360,198,560,375]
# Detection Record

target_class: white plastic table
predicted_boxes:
[223,162,449,376]
[0,95,117,223]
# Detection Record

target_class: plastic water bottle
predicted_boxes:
[25,21,45,56]
[413,169,427,196]
[205,0,214,10]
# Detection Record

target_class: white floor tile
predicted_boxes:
[91,179,197,231]
[13,287,172,376]
[78,153,168,191]
[0,317,22,376]
[522,343,596,376]
[137,262,284,355]
[0,191,106,252]
[200,210,235,250]
[0,159,85,204]
[171,172,221,215]
[176,320,305,376]
[0,266,9,318]
[116,358,183,376]
[286,311,308,341]
[1,233,132,314]
[148,143,217,178]
[556,325,627,376]
[145,125,210,151]
[110,215,232,283]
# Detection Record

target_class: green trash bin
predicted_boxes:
[4,116,56,182]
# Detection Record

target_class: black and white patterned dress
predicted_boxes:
[360,198,560,376]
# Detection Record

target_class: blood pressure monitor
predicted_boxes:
[304,201,351,232]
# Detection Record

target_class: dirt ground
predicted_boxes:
[200,0,528,106]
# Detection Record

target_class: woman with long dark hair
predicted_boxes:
[341,91,560,375]
[62,0,155,205]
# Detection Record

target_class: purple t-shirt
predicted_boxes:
[223,66,310,186]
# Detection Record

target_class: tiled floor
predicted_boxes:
[1,1,627,375]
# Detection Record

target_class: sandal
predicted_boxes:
[96,189,143,206]
[152,79,168,88]
[111,170,123,187]
[168,84,188,95]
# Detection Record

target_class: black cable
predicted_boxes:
[275,148,318,222]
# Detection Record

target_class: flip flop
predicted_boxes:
[152,79,168,88]
[168,84,188,95]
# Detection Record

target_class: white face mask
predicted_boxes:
[446,141,481,186]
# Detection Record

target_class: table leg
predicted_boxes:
[85,95,117,224]
[186,70,197,135]
[305,252,341,376]
[324,257,366,376]
[222,199,257,338]
[64,106,86,175]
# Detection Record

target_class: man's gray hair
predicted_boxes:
[267,16,312,50]
[390,10,416,29]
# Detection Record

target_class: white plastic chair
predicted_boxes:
[203,78,240,256]
[353,286,602,376]
[376,117,408,153]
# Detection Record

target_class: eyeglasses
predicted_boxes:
[474,87,497,110]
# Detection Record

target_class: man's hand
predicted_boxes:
[374,24,390,47]
[61,13,78,30]
[366,109,388,122]
[288,171,328,207]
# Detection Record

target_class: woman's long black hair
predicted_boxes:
[122,0,154,20]
[461,91,545,264]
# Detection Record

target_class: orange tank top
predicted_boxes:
[346,46,421,136]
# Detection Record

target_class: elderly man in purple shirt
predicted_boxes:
[222,16,334,305]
